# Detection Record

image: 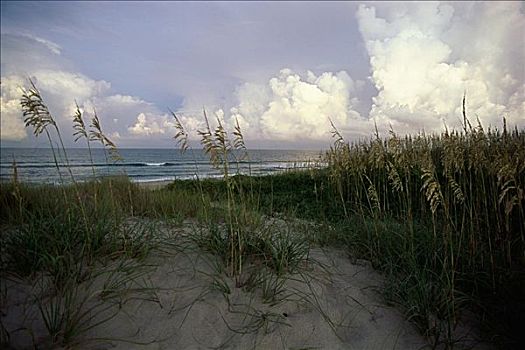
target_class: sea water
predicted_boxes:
[0,148,325,184]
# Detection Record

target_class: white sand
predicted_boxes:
[1,221,486,349]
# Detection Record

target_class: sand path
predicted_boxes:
[2,222,429,349]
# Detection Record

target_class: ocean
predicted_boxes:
[0,148,325,184]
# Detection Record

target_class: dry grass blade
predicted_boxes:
[197,108,220,169]
[89,110,105,144]
[72,102,97,176]
[387,161,403,193]
[213,116,230,152]
[421,167,443,214]
[170,109,189,154]
[72,102,88,142]
[329,118,345,148]
[364,174,381,214]
[233,117,246,149]
[19,78,67,184]
[20,78,56,136]
[233,117,250,164]
[89,110,122,162]
[462,92,473,134]
[447,175,465,204]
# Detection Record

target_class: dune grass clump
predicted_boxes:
[325,117,525,347]
[171,110,314,313]
[173,110,259,281]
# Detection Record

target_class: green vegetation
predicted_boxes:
[325,121,525,348]
[168,116,525,348]
[1,80,523,348]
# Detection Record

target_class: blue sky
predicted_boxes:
[1,1,524,149]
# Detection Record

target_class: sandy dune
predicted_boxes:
[2,228,431,349]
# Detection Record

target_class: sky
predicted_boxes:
[1,1,524,149]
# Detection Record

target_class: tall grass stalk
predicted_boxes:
[21,79,92,245]
[171,109,209,222]
[72,102,96,178]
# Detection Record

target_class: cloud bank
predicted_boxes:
[174,1,524,143]
[1,2,523,148]
[229,69,364,141]
[356,1,524,133]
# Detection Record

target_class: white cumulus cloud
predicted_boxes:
[1,75,27,141]
[229,69,365,141]
[0,69,176,146]
[128,112,175,136]
[0,70,114,142]
[356,1,525,134]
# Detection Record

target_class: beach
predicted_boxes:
[1,126,522,349]
[1,221,432,349]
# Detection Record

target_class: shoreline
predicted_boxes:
[1,168,321,190]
